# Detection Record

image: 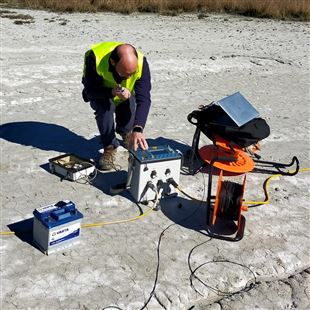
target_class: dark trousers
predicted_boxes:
[90,96,136,148]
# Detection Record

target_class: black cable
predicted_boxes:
[188,240,257,298]
[190,260,256,296]
[187,239,213,296]
[139,223,175,309]
[247,177,269,208]
[108,190,250,305]
[140,170,208,309]
[138,141,211,308]
[102,175,255,308]
[100,199,188,310]
[217,181,243,221]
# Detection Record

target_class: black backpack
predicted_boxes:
[187,104,270,148]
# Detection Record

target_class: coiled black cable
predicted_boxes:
[217,181,243,221]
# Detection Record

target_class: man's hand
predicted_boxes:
[131,132,148,151]
[112,84,131,101]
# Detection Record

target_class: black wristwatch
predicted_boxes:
[132,126,143,133]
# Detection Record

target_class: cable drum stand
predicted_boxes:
[187,93,300,241]
[187,92,274,241]
[190,126,252,241]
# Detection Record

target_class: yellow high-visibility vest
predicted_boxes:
[84,41,144,105]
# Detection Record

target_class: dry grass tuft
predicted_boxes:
[0,8,34,24]
[1,0,309,20]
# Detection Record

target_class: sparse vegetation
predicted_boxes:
[0,9,34,24]
[0,12,33,19]
[0,0,309,21]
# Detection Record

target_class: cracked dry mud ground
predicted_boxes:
[1,7,310,310]
[195,268,310,310]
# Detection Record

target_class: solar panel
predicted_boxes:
[216,92,260,127]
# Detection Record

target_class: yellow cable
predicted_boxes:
[0,207,155,235]
[0,194,158,235]
[0,231,15,236]
[1,169,309,235]
[176,186,201,201]
[243,173,279,205]
[175,168,309,207]
[77,190,158,228]
[243,167,310,206]
[81,204,155,228]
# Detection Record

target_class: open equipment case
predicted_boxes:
[49,153,95,181]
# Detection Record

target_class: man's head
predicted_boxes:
[110,44,138,79]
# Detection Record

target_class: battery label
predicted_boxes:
[49,222,81,245]
[36,204,58,214]
[50,229,80,246]
[36,200,71,214]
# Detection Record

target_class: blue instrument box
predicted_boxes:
[33,200,83,255]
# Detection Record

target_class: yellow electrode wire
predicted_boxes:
[0,169,309,236]
[0,231,15,236]
[81,204,155,228]
[176,187,200,201]
[174,168,309,206]
[0,191,158,235]
[82,190,159,228]
[243,173,278,205]
[243,168,310,206]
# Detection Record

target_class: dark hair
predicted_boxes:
[110,44,138,64]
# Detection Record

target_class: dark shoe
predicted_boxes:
[98,145,117,171]
[121,132,131,149]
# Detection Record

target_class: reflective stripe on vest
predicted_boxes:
[88,41,143,105]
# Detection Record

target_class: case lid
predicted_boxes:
[33,200,83,228]
[216,92,260,127]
